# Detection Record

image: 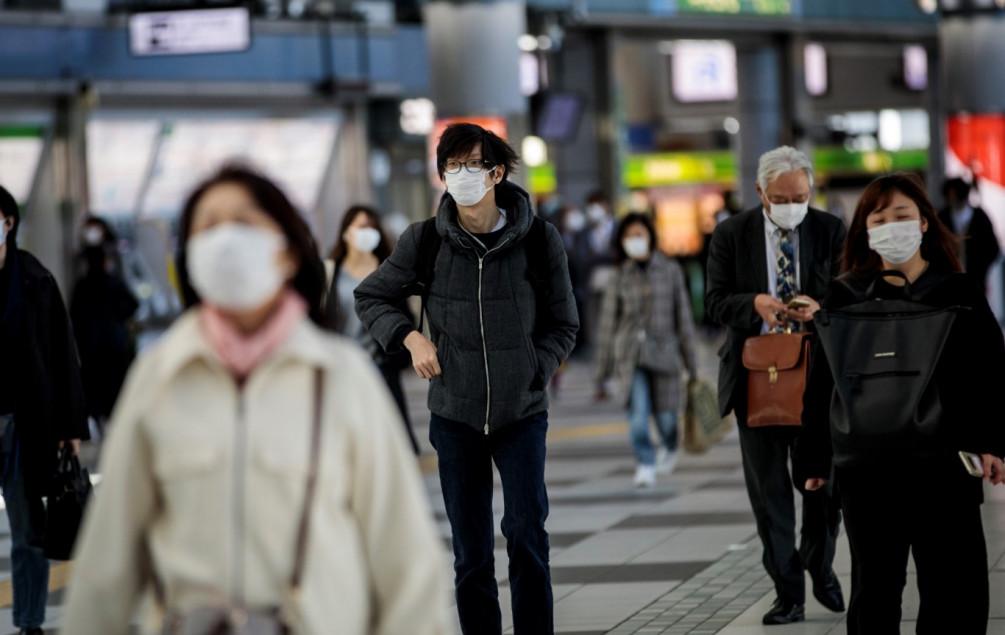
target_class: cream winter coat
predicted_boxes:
[62,311,451,634]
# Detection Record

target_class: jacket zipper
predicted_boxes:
[233,391,248,605]
[462,228,513,436]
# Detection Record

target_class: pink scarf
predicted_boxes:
[200,290,307,378]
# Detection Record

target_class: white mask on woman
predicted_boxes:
[565,210,587,233]
[445,169,492,207]
[352,227,381,254]
[623,236,651,261]
[867,220,923,265]
[187,223,287,311]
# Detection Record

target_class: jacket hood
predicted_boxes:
[435,180,535,251]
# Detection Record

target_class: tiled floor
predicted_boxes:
[3,336,1005,633]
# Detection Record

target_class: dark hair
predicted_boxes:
[614,212,658,263]
[942,177,971,201]
[329,205,392,265]
[586,190,608,206]
[175,165,327,325]
[843,173,961,276]
[436,123,519,180]
[0,184,21,246]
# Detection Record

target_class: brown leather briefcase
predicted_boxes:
[741,332,812,427]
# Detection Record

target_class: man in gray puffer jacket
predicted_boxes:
[355,123,578,635]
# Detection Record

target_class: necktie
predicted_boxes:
[774,228,800,333]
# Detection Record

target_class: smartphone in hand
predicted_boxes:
[959,451,985,478]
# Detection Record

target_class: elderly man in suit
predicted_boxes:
[705,146,846,626]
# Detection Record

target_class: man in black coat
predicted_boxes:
[705,147,846,626]
[0,185,88,635]
[939,178,1001,291]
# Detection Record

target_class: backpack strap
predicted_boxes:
[413,217,441,334]
[525,217,553,335]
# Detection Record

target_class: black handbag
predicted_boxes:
[44,445,93,561]
[814,271,963,466]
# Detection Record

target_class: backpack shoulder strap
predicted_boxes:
[413,217,441,333]
[525,216,551,291]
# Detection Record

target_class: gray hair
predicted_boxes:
[757,146,814,191]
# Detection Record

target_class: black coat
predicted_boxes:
[355,182,579,432]
[937,206,1001,288]
[794,267,1005,502]
[70,270,138,418]
[705,207,847,420]
[4,250,89,498]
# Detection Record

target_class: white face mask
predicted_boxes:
[565,210,587,233]
[623,236,651,261]
[445,169,492,207]
[868,220,923,265]
[351,227,381,254]
[83,226,105,246]
[187,223,287,312]
[587,203,608,224]
[767,202,809,230]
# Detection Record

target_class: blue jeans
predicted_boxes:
[1,417,50,629]
[430,413,553,635]
[629,369,679,466]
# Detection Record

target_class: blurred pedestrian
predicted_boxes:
[355,123,579,635]
[0,185,88,635]
[798,173,1005,634]
[594,213,697,488]
[584,191,618,347]
[706,146,846,625]
[939,177,1000,291]
[325,205,419,453]
[63,166,450,635]
[70,216,138,437]
[558,205,591,357]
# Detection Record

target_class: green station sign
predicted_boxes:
[677,0,793,16]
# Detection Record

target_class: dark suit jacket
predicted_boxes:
[937,206,1001,288]
[705,207,846,420]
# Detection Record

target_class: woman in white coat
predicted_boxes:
[62,166,451,635]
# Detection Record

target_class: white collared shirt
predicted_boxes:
[762,209,802,334]
[953,205,974,235]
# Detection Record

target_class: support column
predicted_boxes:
[422,1,529,189]
[736,42,784,208]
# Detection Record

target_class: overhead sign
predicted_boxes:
[677,0,792,16]
[670,40,738,103]
[129,7,252,57]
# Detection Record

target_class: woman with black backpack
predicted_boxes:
[325,205,419,453]
[796,172,1005,634]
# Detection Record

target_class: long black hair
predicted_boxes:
[0,185,20,247]
[329,205,392,266]
[175,165,327,326]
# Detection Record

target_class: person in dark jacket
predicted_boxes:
[705,147,846,625]
[796,173,1005,635]
[0,185,88,635]
[70,216,138,433]
[325,204,419,453]
[355,123,579,635]
[938,177,1001,291]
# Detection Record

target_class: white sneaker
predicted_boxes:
[633,464,657,489]
[656,448,679,475]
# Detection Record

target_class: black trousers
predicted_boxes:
[838,463,988,635]
[738,424,842,605]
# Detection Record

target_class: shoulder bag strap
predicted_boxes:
[290,367,325,593]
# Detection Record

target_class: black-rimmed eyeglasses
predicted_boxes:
[444,159,493,174]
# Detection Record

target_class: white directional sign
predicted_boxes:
[129,7,251,57]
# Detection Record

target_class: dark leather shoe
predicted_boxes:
[19,629,45,635]
[762,598,805,625]
[813,570,846,613]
